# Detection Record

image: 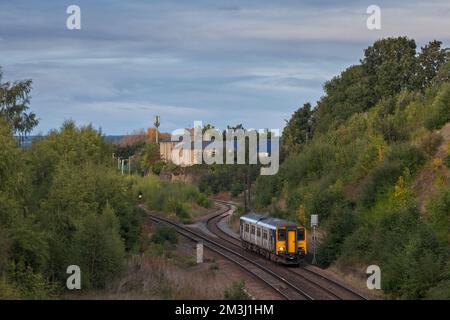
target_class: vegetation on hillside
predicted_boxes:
[253,37,450,299]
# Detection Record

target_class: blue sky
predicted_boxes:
[1,0,450,134]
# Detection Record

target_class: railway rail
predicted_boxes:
[210,200,369,300]
[140,204,314,300]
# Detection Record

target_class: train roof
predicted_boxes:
[240,213,301,229]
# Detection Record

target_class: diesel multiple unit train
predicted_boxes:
[240,213,307,265]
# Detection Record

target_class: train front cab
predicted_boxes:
[275,226,306,265]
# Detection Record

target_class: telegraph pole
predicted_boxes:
[154,115,160,144]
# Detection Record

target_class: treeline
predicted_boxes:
[253,37,450,299]
[0,118,145,298]
[0,68,210,298]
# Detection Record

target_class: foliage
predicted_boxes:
[281,102,315,159]
[223,280,251,300]
[317,208,356,265]
[252,37,450,298]
[0,120,143,295]
[315,65,373,133]
[424,83,450,130]
[426,187,450,244]
[151,224,178,245]
[419,132,443,157]
[444,155,450,168]
[132,174,209,219]
[0,68,38,141]
[72,204,125,289]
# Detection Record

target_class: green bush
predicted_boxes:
[419,132,443,157]
[358,161,403,207]
[72,205,125,289]
[385,143,426,173]
[307,187,345,222]
[223,280,251,300]
[425,83,450,130]
[426,279,450,299]
[318,209,356,266]
[426,187,450,243]
[230,183,245,198]
[196,193,212,208]
[151,224,178,245]
[152,160,166,175]
[382,223,447,298]
[444,155,450,168]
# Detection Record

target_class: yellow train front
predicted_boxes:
[240,213,307,265]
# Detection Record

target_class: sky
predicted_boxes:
[1,0,450,135]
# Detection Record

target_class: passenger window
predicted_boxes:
[257,228,261,237]
[263,231,268,240]
[278,229,286,241]
[251,226,255,235]
[297,228,305,241]
[245,224,249,232]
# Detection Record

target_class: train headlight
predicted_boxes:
[278,246,285,252]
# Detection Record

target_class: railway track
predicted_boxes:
[209,200,369,300]
[140,204,314,300]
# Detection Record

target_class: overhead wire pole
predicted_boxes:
[154,115,160,144]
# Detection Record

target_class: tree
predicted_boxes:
[314,65,373,133]
[418,40,450,89]
[281,103,315,159]
[139,143,161,175]
[362,37,418,98]
[0,67,38,142]
[73,204,125,289]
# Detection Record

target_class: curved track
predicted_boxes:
[210,200,369,300]
[140,204,314,300]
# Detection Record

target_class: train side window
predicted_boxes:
[263,230,268,240]
[251,226,255,235]
[257,228,261,237]
[278,229,286,241]
[297,228,305,241]
[245,224,249,232]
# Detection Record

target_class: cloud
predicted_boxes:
[1,0,450,134]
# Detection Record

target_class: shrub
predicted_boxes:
[426,187,450,243]
[317,208,356,266]
[151,224,178,245]
[358,161,403,207]
[385,143,426,174]
[426,279,450,299]
[382,223,447,298]
[230,183,245,198]
[152,160,166,175]
[223,280,251,300]
[72,205,125,289]
[196,193,212,208]
[444,155,450,168]
[307,187,345,222]
[419,132,443,157]
[425,83,450,130]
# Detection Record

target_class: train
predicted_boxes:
[240,213,307,265]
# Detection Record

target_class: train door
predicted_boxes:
[287,230,296,253]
